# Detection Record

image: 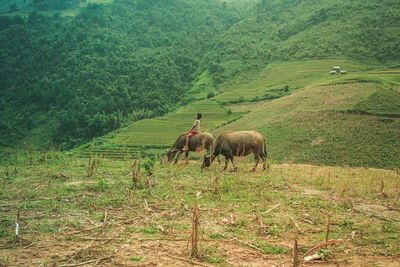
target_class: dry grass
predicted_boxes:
[0,152,399,266]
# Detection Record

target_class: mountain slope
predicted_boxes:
[1,0,400,169]
[215,79,400,168]
[74,59,400,168]
[205,0,400,86]
[0,0,242,148]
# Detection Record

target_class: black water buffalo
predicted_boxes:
[203,131,267,171]
[167,132,215,164]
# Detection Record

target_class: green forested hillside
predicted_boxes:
[0,0,241,148]
[206,0,400,85]
[1,0,399,168]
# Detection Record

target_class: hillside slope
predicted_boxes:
[205,0,400,86]
[1,0,400,169]
[216,81,400,168]
[0,0,242,148]
[72,99,244,157]
[74,59,400,168]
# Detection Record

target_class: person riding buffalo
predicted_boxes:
[183,113,202,151]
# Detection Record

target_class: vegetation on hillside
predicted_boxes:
[71,59,400,169]
[206,0,400,85]
[0,0,241,148]
[1,0,399,170]
[216,80,400,169]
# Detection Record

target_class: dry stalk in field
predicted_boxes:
[380,180,388,198]
[88,153,92,177]
[230,237,264,253]
[125,189,133,204]
[290,216,301,234]
[26,144,33,166]
[342,164,350,171]
[169,164,183,180]
[309,166,314,182]
[59,255,113,267]
[89,197,96,213]
[261,203,281,215]
[213,175,222,200]
[88,153,96,178]
[13,207,31,245]
[262,189,267,210]
[293,239,299,267]
[319,210,331,241]
[131,158,142,188]
[325,215,331,242]
[14,207,21,244]
[190,192,201,257]
[326,172,331,189]
[301,240,343,260]
[347,198,354,212]
[255,213,264,235]
[99,210,108,235]
[146,178,156,189]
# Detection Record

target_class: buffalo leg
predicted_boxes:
[252,152,260,172]
[261,151,267,170]
[185,151,189,164]
[223,157,229,171]
[231,157,237,172]
[174,151,182,164]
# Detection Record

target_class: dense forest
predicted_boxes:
[0,0,242,147]
[0,0,399,149]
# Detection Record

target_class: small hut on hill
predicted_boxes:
[329,66,347,74]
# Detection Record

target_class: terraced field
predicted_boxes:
[74,100,244,158]
[213,59,368,102]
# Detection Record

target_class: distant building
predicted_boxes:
[329,66,347,74]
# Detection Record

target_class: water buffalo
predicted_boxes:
[167,132,215,164]
[203,131,267,172]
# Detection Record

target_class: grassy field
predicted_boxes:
[213,59,372,102]
[217,82,400,168]
[0,151,399,266]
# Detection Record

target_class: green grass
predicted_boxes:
[213,59,370,102]
[0,151,399,265]
[216,82,400,168]
[352,88,400,116]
